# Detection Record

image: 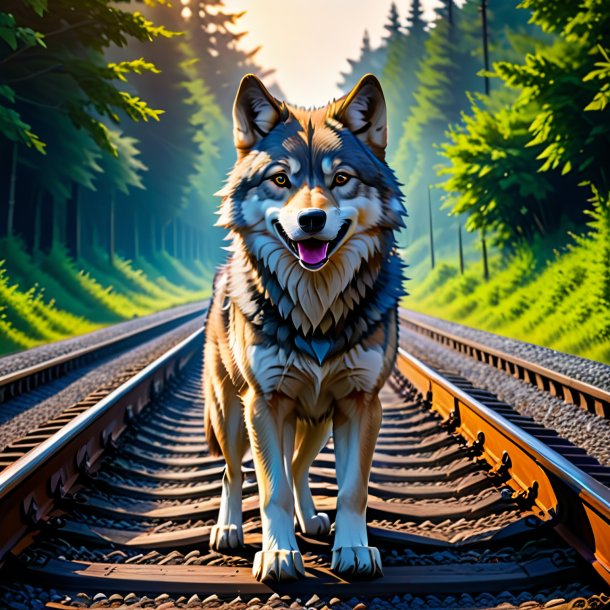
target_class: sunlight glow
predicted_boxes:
[222,0,446,106]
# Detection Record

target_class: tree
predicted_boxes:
[494,0,610,193]
[181,1,273,114]
[0,0,175,252]
[392,3,469,240]
[440,90,556,246]
[441,0,610,248]
[337,3,404,94]
[178,44,228,263]
[382,0,428,153]
[91,129,147,264]
[0,0,174,155]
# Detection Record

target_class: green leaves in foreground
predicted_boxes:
[441,0,610,247]
[440,91,554,247]
[0,1,178,155]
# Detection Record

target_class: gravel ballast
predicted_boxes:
[0,317,204,453]
[0,300,207,377]
[400,327,610,468]
[401,309,610,392]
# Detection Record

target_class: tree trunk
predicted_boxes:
[6,142,17,238]
[54,195,67,249]
[480,0,490,95]
[133,210,139,260]
[39,191,54,253]
[458,224,464,274]
[66,182,80,259]
[428,187,435,270]
[109,191,115,265]
[172,220,178,258]
[33,189,42,253]
[481,229,489,281]
[149,214,156,257]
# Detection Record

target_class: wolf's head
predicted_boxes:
[217,74,405,271]
[217,75,406,337]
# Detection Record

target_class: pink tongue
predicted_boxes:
[297,241,329,265]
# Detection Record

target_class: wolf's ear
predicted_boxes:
[233,74,282,157]
[335,74,387,159]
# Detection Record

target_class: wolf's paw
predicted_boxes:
[210,524,243,551]
[331,546,383,580]
[298,512,331,537]
[253,550,305,582]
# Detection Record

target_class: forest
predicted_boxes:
[1,0,609,361]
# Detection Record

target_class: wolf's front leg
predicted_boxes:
[293,418,332,536]
[332,392,382,579]
[207,380,248,551]
[243,388,304,582]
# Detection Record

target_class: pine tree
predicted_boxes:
[338,30,388,93]
[392,0,502,250]
[494,0,610,193]
[337,3,403,94]
[384,2,402,41]
[183,1,271,114]
[179,44,229,263]
[382,0,428,153]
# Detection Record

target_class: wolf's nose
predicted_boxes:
[298,209,326,234]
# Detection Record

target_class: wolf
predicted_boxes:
[203,73,406,583]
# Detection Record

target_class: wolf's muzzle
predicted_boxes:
[298,209,326,234]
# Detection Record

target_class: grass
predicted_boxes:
[403,202,610,364]
[0,238,212,357]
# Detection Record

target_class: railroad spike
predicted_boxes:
[49,472,65,500]
[466,431,485,456]
[511,480,539,509]
[77,449,91,475]
[125,404,135,423]
[22,496,40,527]
[101,428,118,451]
[488,451,512,482]
[441,409,460,432]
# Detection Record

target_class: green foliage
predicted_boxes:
[583,45,610,111]
[0,0,177,155]
[440,89,555,246]
[405,192,610,363]
[0,237,210,355]
[179,46,228,230]
[95,129,146,195]
[431,0,610,251]
[492,0,610,190]
[393,0,484,247]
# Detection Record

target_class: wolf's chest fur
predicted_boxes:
[220,244,400,421]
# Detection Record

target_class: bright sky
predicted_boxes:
[221,0,444,107]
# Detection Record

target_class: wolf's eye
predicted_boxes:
[332,172,351,188]
[271,173,291,188]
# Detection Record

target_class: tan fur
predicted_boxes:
[203,74,403,583]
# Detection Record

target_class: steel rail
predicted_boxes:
[396,346,610,585]
[0,327,205,564]
[0,302,208,404]
[399,310,610,418]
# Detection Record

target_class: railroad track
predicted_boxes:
[399,309,610,419]
[0,302,208,471]
[0,323,609,609]
[0,302,208,406]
